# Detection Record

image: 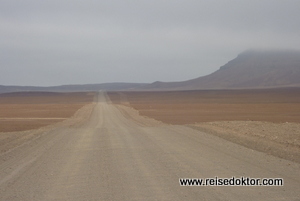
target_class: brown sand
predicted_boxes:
[0,92,95,132]
[108,88,300,124]
[108,88,300,163]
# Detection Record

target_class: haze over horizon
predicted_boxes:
[1,0,300,86]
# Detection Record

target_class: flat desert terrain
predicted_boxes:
[0,92,95,153]
[108,88,300,163]
[0,92,95,132]
[0,91,299,200]
[108,88,300,123]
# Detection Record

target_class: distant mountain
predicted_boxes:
[1,50,300,93]
[0,83,147,94]
[140,50,300,90]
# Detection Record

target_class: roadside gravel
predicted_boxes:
[191,121,300,163]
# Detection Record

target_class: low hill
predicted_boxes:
[140,50,300,90]
[0,83,147,94]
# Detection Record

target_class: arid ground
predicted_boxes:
[0,92,95,132]
[0,92,95,154]
[108,88,300,123]
[0,91,299,200]
[108,88,300,163]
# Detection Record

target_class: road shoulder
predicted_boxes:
[189,121,300,163]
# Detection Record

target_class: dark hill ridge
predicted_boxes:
[141,50,300,90]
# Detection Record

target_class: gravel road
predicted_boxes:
[0,92,299,200]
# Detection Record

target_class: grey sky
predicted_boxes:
[1,0,300,86]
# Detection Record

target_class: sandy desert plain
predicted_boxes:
[0,88,300,200]
[1,88,300,162]
[108,88,300,163]
[0,92,95,153]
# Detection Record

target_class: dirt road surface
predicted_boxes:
[0,92,299,200]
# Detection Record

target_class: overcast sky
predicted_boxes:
[1,0,300,86]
